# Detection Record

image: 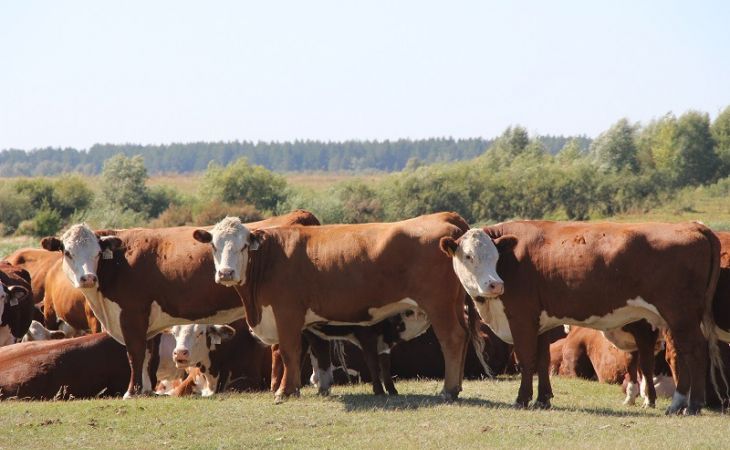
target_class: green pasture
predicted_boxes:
[0,377,725,449]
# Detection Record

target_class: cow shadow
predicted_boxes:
[335,393,656,417]
[335,393,512,412]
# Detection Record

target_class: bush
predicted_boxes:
[33,207,63,236]
[194,200,263,226]
[201,158,288,212]
[53,175,94,217]
[150,204,194,228]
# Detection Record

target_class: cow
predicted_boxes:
[40,210,320,398]
[4,248,59,305]
[194,212,502,402]
[43,258,100,335]
[444,221,723,414]
[0,333,130,399]
[0,262,35,346]
[21,320,67,342]
[550,325,669,406]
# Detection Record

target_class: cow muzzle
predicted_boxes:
[216,268,237,284]
[173,348,190,367]
[484,280,504,297]
[78,273,98,289]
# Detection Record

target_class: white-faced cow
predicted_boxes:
[194,212,501,402]
[445,221,723,415]
[40,210,321,398]
[0,262,35,346]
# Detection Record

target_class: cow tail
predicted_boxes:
[466,294,492,378]
[698,225,729,408]
[332,341,351,383]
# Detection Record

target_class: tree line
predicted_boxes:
[0,136,590,176]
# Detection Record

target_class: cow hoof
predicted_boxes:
[274,394,286,404]
[440,390,458,402]
[642,400,655,409]
[622,397,636,406]
[533,400,551,410]
[665,392,688,415]
[387,390,399,396]
[684,407,701,416]
[123,391,135,400]
[317,388,330,397]
[513,400,529,409]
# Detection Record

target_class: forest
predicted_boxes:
[0,106,729,238]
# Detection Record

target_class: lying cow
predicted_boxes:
[445,221,723,414]
[195,212,497,402]
[0,333,130,399]
[40,210,320,398]
[0,262,35,347]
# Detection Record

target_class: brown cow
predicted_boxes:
[446,221,722,414]
[40,210,320,398]
[3,248,59,304]
[0,262,35,346]
[194,212,503,402]
[0,333,131,399]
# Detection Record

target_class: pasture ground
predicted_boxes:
[1,377,726,449]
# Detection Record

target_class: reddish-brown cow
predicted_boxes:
[448,221,722,414]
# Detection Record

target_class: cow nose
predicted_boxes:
[486,281,504,296]
[174,348,189,359]
[79,274,98,287]
[218,268,234,280]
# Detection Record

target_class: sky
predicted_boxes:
[1,0,729,150]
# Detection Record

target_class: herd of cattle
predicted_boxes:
[2,209,730,416]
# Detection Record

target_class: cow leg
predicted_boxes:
[43,296,59,330]
[119,310,150,399]
[354,328,385,395]
[270,344,283,393]
[304,331,333,396]
[511,322,539,408]
[273,312,304,403]
[85,301,101,333]
[145,335,161,394]
[665,323,707,415]
[636,335,658,408]
[426,299,468,400]
[535,333,553,409]
[623,352,640,406]
[379,352,398,395]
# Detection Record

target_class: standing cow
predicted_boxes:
[194,212,510,402]
[443,221,723,414]
[40,210,320,398]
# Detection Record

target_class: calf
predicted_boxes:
[0,262,35,346]
[446,221,723,414]
[21,320,67,342]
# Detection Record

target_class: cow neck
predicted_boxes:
[232,238,274,329]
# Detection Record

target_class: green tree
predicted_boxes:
[590,118,639,173]
[101,155,153,214]
[712,106,730,178]
[201,158,287,212]
[673,110,719,186]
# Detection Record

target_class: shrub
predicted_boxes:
[201,158,288,212]
[33,207,63,236]
[193,200,262,226]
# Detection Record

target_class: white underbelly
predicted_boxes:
[250,305,279,345]
[81,290,245,344]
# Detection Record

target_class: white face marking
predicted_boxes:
[59,224,103,289]
[21,320,66,342]
[170,324,215,369]
[207,217,255,286]
[250,305,278,345]
[451,229,503,300]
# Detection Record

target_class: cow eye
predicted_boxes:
[465,255,473,261]
[64,251,72,259]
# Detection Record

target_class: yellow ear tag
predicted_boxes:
[211,335,221,345]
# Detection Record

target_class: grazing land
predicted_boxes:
[0,378,726,449]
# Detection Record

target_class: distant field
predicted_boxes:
[0,378,725,449]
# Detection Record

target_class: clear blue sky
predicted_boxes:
[1,0,729,150]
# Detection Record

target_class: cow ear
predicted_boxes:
[249,230,266,251]
[41,237,63,252]
[211,325,236,342]
[7,285,29,304]
[50,330,67,340]
[99,236,123,252]
[439,236,458,257]
[494,235,518,254]
[193,229,212,244]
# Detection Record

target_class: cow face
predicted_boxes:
[41,224,122,289]
[1,284,32,338]
[440,229,517,301]
[170,324,236,369]
[193,217,262,286]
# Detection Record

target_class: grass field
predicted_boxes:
[0,377,725,449]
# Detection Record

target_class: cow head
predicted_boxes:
[0,283,32,338]
[169,324,236,368]
[192,217,263,286]
[41,224,123,289]
[440,228,517,301]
